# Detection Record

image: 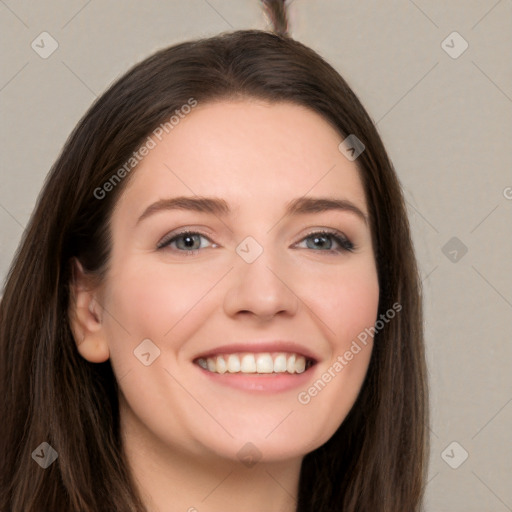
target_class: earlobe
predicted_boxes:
[68,258,110,363]
[76,335,110,363]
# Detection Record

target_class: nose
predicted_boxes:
[223,246,300,321]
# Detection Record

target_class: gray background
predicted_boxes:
[1,1,511,510]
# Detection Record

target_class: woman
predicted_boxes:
[0,2,429,510]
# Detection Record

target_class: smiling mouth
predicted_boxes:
[195,352,315,375]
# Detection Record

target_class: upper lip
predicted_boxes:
[193,341,320,363]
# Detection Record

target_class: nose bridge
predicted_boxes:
[223,234,299,319]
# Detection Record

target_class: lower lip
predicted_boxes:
[195,364,316,392]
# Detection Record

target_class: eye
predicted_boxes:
[157,229,354,255]
[296,230,355,253]
[157,230,216,254]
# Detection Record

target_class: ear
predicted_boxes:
[68,258,110,363]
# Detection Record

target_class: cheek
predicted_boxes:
[292,269,378,447]
[100,260,222,408]
[299,258,380,346]
[291,257,379,429]
[102,259,220,355]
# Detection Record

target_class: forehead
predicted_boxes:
[117,100,367,216]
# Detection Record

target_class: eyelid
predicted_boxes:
[295,228,355,252]
[156,228,215,250]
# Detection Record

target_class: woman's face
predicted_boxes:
[90,100,379,463]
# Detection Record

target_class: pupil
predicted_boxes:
[313,235,330,249]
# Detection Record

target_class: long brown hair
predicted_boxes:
[0,8,429,512]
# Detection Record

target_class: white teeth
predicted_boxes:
[256,353,273,373]
[295,356,306,374]
[227,354,240,373]
[207,358,216,372]
[216,355,227,374]
[273,353,287,373]
[286,354,296,374]
[196,352,312,375]
[240,354,257,373]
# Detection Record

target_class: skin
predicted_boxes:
[70,99,380,512]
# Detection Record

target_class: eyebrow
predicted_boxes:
[136,195,368,225]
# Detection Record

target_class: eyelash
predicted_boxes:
[157,229,355,255]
